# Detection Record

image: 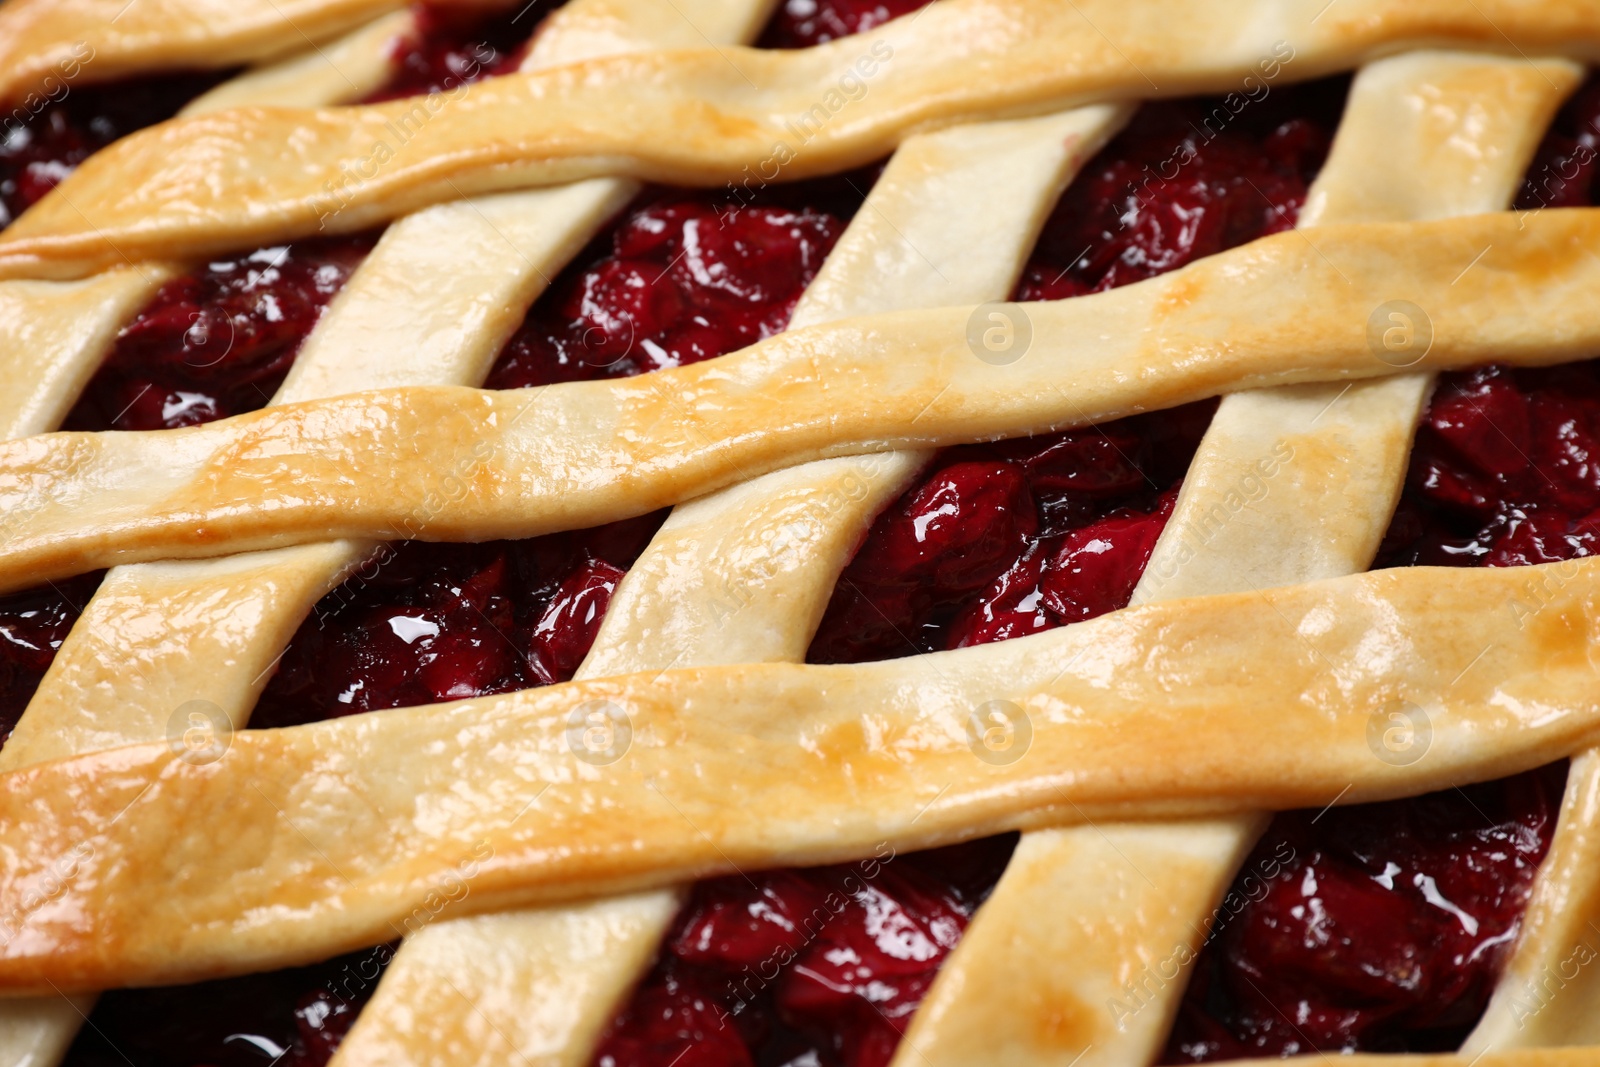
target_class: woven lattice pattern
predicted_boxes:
[2,2,1600,1066]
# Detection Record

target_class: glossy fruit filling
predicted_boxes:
[63,945,393,1067]
[0,69,230,230]
[0,573,102,749]
[251,511,667,728]
[807,403,1214,662]
[594,836,1017,1067]
[485,175,868,387]
[1166,766,1567,1060]
[1016,76,1345,300]
[64,235,377,431]
[362,1,562,103]
[757,0,933,48]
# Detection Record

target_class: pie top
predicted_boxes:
[4,2,1600,1067]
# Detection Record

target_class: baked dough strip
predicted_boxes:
[895,51,1580,1067]
[15,0,1600,279]
[1,207,1599,593]
[0,557,1597,993]
[328,104,1130,1067]
[0,0,409,110]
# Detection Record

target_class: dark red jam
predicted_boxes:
[1167,766,1567,1060]
[594,835,1017,1067]
[757,0,933,48]
[1016,76,1346,300]
[361,1,562,104]
[0,70,230,230]
[251,511,666,728]
[0,573,102,749]
[485,174,869,387]
[806,403,1213,663]
[1514,74,1600,212]
[62,945,393,1067]
[1378,362,1600,568]
[63,235,376,432]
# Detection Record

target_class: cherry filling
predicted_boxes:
[63,235,377,432]
[1378,362,1600,568]
[62,945,393,1067]
[1016,77,1345,300]
[251,511,667,728]
[757,0,934,48]
[0,573,102,749]
[485,175,868,387]
[0,70,231,230]
[362,1,563,103]
[594,835,1018,1067]
[1166,767,1566,1060]
[806,403,1214,663]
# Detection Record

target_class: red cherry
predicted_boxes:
[758,0,933,47]
[65,236,375,432]
[944,545,1053,650]
[1013,83,1345,300]
[527,558,627,685]
[488,192,849,387]
[361,2,554,104]
[594,966,753,1067]
[1427,369,1532,480]
[1167,767,1564,1060]
[1038,488,1177,624]
[853,462,1037,592]
[671,872,832,972]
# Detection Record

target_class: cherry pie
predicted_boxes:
[2,2,1600,1066]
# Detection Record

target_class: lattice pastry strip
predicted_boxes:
[17,0,1600,281]
[329,102,1130,1067]
[892,50,1581,1067]
[0,0,409,111]
[0,556,1595,993]
[6,207,1600,595]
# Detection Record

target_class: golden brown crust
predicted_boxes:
[0,0,409,109]
[12,0,1600,279]
[0,558,1596,992]
[0,209,1596,592]
[896,818,1267,1067]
